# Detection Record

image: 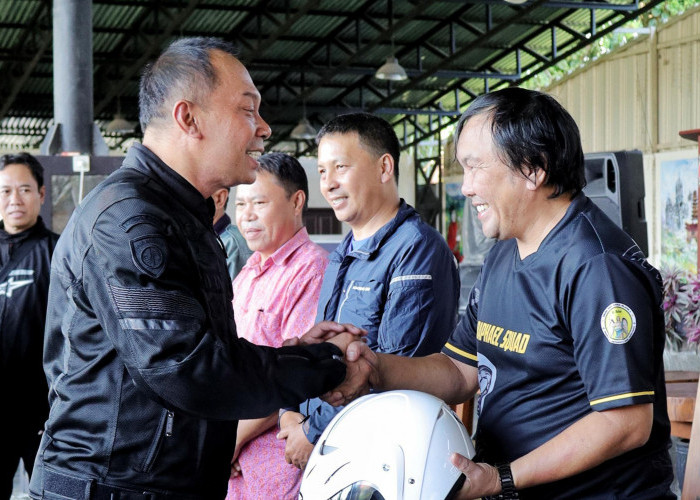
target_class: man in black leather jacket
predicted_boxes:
[0,153,59,500]
[29,38,359,500]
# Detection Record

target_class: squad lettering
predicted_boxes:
[477,321,531,354]
[499,329,531,353]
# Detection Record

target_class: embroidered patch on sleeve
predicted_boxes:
[600,303,636,344]
[130,235,168,278]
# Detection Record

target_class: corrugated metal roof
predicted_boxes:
[0,0,668,153]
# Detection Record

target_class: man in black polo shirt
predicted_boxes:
[333,88,675,499]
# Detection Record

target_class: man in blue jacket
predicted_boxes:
[212,187,251,281]
[278,112,460,468]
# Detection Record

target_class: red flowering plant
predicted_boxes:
[662,267,700,351]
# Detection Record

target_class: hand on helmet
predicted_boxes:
[450,453,502,499]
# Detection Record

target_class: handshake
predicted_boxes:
[285,320,380,407]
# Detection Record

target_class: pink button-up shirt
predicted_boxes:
[227,227,328,500]
[232,227,328,345]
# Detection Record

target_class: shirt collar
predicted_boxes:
[332,199,415,261]
[248,227,311,269]
[123,143,214,227]
[0,216,47,243]
[214,213,232,235]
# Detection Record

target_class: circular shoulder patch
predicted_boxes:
[600,303,636,344]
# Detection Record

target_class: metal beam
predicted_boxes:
[395,0,663,151]
[388,5,607,135]
[0,1,51,122]
[437,0,640,10]
[293,0,436,111]
[93,0,204,117]
[366,0,548,113]
[245,0,322,62]
[268,0,480,151]
[250,61,519,81]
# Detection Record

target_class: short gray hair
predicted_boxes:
[138,37,238,132]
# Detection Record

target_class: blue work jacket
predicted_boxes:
[303,200,460,442]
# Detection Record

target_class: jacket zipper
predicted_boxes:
[336,279,355,322]
[165,410,174,437]
[141,409,173,472]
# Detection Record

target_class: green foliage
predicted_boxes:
[524,0,700,90]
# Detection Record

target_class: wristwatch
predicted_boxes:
[495,462,519,500]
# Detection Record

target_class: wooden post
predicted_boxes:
[681,380,700,500]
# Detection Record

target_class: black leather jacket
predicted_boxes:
[30,144,344,499]
[0,218,58,433]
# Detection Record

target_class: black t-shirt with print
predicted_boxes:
[443,194,674,499]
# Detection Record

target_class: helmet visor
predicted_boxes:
[312,481,386,500]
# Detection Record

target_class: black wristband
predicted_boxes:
[495,462,519,500]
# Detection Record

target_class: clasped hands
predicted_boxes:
[285,320,378,406]
[277,321,376,470]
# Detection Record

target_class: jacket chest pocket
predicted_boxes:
[336,280,384,334]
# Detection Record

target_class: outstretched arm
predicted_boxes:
[451,403,653,499]
[324,343,478,407]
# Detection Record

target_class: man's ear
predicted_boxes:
[39,185,46,205]
[379,153,395,184]
[292,190,306,216]
[525,166,547,192]
[172,100,202,138]
[211,188,229,210]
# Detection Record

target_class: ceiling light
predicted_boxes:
[291,79,317,141]
[105,114,134,135]
[290,117,317,140]
[375,56,408,81]
[504,0,528,4]
[375,1,408,82]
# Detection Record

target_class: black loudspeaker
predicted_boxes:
[583,150,648,256]
[416,184,441,226]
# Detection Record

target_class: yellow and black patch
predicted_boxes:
[600,303,636,344]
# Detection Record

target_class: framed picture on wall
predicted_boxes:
[660,157,698,273]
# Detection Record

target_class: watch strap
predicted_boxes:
[495,462,519,500]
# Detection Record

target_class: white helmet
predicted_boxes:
[299,390,475,500]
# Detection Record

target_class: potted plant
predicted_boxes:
[661,267,700,370]
[660,266,700,491]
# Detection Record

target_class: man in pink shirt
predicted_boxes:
[226,152,328,500]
